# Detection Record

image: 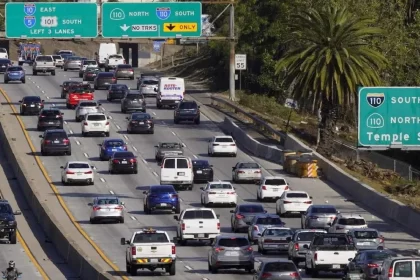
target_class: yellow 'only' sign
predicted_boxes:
[163,23,198,32]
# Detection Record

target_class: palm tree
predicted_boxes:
[275,5,387,154]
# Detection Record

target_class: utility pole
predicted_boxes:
[229,1,235,101]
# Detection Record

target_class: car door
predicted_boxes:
[392,260,414,279]
[302,206,312,227]
[232,162,239,178]
[61,162,69,178]
[277,191,286,212]
[349,252,363,272]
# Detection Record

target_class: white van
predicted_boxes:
[0,48,8,59]
[156,77,185,109]
[160,156,194,190]
[97,43,117,67]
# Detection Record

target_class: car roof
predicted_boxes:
[214,135,233,139]
[254,213,279,219]
[150,185,175,189]
[23,95,41,99]
[193,159,209,164]
[86,112,105,115]
[238,203,264,207]
[216,234,248,240]
[141,76,159,80]
[294,229,327,233]
[208,181,232,184]
[45,129,66,133]
[263,176,286,180]
[67,161,90,165]
[285,191,308,195]
[104,138,124,142]
[337,213,364,219]
[311,204,336,208]
[180,100,196,104]
[95,196,119,201]
[348,228,378,232]
[41,108,60,111]
[263,227,291,230]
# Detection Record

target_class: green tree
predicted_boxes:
[275,5,387,153]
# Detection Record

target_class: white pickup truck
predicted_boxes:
[121,228,177,276]
[105,54,125,72]
[174,208,220,245]
[304,233,357,277]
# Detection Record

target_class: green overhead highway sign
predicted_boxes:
[5,2,98,39]
[101,2,202,38]
[358,87,420,149]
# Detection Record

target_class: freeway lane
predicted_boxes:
[2,65,420,280]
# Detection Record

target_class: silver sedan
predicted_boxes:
[88,196,125,224]
[257,227,293,254]
[232,162,262,183]
[253,260,301,280]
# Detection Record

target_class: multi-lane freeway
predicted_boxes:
[2,64,420,280]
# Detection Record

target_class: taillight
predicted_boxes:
[262,186,267,190]
[314,253,317,261]
[113,159,119,164]
[171,245,176,254]
[129,158,137,163]
[230,143,236,146]
[106,121,109,125]
[115,206,123,211]
[187,160,192,168]
[235,214,244,219]
[131,121,138,124]
[283,201,292,204]
[246,246,253,251]
[226,192,236,195]
[215,247,224,253]
[367,263,378,268]
[208,192,217,194]
[388,268,393,277]
[379,236,384,243]
[112,78,116,81]
[129,68,133,72]
[131,246,136,256]
[181,223,185,231]
[123,60,126,64]
[83,122,88,126]
[284,185,289,190]
[294,243,299,250]
[290,272,299,278]
[170,194,178,199]
[66,171,75,174]
[309,216,318,219]
[63,139,70,144]
[336,226,344,230]
[254,170,261,173]
[93,206,101,211]
[44,140,51,144]
[212,143,219,146]
[217,222,220,230]
[40,115,46,118]
[253,225,258,231]
[123,145,128,150]
[237,171,245,174]
[56,115,62,118]
[261,273,272,279]
[84,171,93,174]
[264,239,272,243]
[304,201,312,204]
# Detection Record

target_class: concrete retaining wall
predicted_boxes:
[0,121,115,279]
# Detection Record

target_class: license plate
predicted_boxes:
[122,160,127,164]
[332,265,340,269]
[226,251,239,256]
[53,140,59,143]
[160,203,167,206]
[273,188,279,191]
[77,172,83,175]
[111,149,118,151]
[178,172,185,176]
[139,122,144,124]
[357,242,370,245]
[48,122,54,124]
[30,104,35,107]
[94,123,100,126]
[198,234,205,238]
[196,170,202,174]
[150,259,158,263]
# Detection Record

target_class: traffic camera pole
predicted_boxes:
[229,2,235,101]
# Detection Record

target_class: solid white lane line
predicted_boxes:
[171,131,176,135]
[182,143,186,148]
[123,135,128,140]
[64,121,67,124]
[185,266,193,270]
[100,178,106,182]
[152,112,156,115]
[108,115,112,119]
[36,85,40,88]
[116,125,121,129]
[132,146,138,152]
[109,190,115,195]
[69,130,73,134]
[83,153,89,158]
[152,171,158,177]
[142,159,147,164]
[193,155,198,159]
[76,141,80,145]
[130,216,136,220]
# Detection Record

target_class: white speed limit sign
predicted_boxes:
[235,54,247,70]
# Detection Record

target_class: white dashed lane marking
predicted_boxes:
[109,190,115,195]
[100,178,106,182]
[152,171,158,177]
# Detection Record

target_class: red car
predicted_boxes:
[66,84,94,109]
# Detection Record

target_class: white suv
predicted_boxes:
[257,176,289,201]
[0,48,8,59]
[81,113,110,137]
[207,135,237,157]
[160,156,194,190]
[328,213,367,234]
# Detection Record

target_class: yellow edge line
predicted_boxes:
[0,88,128,280]
[0,188,49,280]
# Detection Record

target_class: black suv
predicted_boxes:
[19,95,44,115]
[173,100,200,124]
[39,129,71,156]
[0,199,21,244]
[37,108,64,131]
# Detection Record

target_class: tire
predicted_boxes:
[105,67,109,72]
[121,108,126,113]
[133,170,138,174]
[144,204,150,214]
[107,96,111,101]
[174,118,179,124]
[18,62,23,66]
[175,204,181,214]
[311,268,318,278]
[9,231,16,244]
[64,68,67,72]
[195,118,200,125]
[261,248,267,254]
[120,217,124,223]
[37,125,41,131]
[210,263,218,274]
[82,132,87,137]
[130,266,137,276]
[51,71,56,76]
[22,79,25,84]
[167,262,176,275]
[41,150,47,156]
[130,76,134,80]
[66,150,72,156]
[33,70,37,76]
[157,102,162,109]
[66,103,71,109]
[4,80,8,84]
[79,73,82,78]
[105,132,110,137]
[150,130,154,134]
[94,85,98,90]
[292,258,299,266]
[305,267,311,275]
[89,218,95,224]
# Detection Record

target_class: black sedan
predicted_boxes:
[60,80,80,98]
[192,159,214,183]
[126,113,154,134]
[19,96,44,115]
[107,84,129,101]
[0,59,11,73]
[108,151,138,174]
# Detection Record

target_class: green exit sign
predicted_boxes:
[5,3,98,39]
[101,2,202,38]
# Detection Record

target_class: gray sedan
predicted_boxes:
[257,227,293,254]
[232,162,262,183]
[64,56,83,71]
[154,142,184,162]
[230,203,267,233]
[138,76,159,96]
[301,204,339,229]
[253,260,301,280]
[88,196,125,224]
[120,92,146,113]
[346,250,397,280]
[347,228,385,250]
[248,214,284,244]
[208,235,254,274]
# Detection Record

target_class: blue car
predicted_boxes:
[99,138,127,160]
[4,66,25,84]
[143,185,180,214]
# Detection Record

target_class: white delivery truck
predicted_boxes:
[96,43,117,68]
[156,77,185,109]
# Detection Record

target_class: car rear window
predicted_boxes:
[264,262,297,272]
[114,152,134,158]
[286,193,308,198]
[338,218,366,226]
[99,73,114,77]
[109,55,123,59]
[87,115,106,121]
[312,207,337,214]
[366,252,395,260]
[161,143,181,149]
[393,261,412,277]
[126,94,143,100]
[132,114,151,120]
[0,48,7,53]
[238,163,259,169]
[36,56,53,62]
[142,80,158,85]
[179,102,197,109]
[111,84,128,90]
[183,210,215,219]
[97,199,118,205]
[150,186,175,193]
[64,81,79,86]
[313,236,350,246]
[265,179,287,185]
[214,137,234,143]
[209,183,233,189]
[193,160,210,168]
[256,217,283,225]
[118,64,131,68]
[177,159,188,168]
[239,205,264,213]
[52,55,62,60]
[67,57,81,61]
[296,232,318,241]
[24,96,41,102]
[80,102,97,107]
[263,228,293,236]
[45,132,66,140]
[8,67,22,71]
[0,204,12,214]
[84,60,96,65]
[163,158,175,168]
[105,140,124,147]
[41,110,60,116]
[353,230,377,238]
[68,163,89,169]
[218,238,249,247]
[133,233,169,243]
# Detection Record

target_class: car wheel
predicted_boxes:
[210,264,218,274]
[33,70,37,75]
[64,68,67,71]
[51,71,56,76]
[175,204,181,214]
[261,248,267,254]
[4,80,8,84]
[9,231,17,244]
[66,150,72,156]
[109,169,114,174]
[174,118,179,124]
[94,85,98,90]
[133,170,138,174]
[82,132,87,137]
[150,130,154,134]
[194,118,200,125]
[89,218,95,224]
[37,125,41,131]
[119,217,124,223]
[130,266,137,276]
[143,204,149,214]
[105,132,110,137]
[22,79,26,84]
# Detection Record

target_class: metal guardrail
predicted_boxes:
[210,95,420,181]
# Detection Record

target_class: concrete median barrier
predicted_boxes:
[0,120,115,279]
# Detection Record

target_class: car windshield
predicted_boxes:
[87,115,106,121]
[209,183,233,189]
[0,204,12,214]
[125,94,143,100]
[264,263,297,273]
[313,236,350,246]
[68,163,90,169]
[80,102,97,107]
[99,73,114,77]
[111,84,128,90]
[105,141,124,147]
[8,67,22,71]
[256,217,283,225]
[214,137,234,143]
[183,210,215,219]
[113,152,134,158]
[132,114,151,120]
[41,110,60,116]
[64,81,79,86]
[150,186,175,193]
[265,179,287,185]
[218,238,249,247]
[296,232,318,241]
[338,218,366,226]
[24,97,41,102]
[97,199,118,205]
[160,143,181,149]
[312,207,337,214]
[238,163,259,169]
[109,55,123,59]
[366,252,395,260]
[353,230,378,238]
[263,228,293,236]
[133,233,168,243]
[142,80,158,85]
[193,160,210,168]
[239,205,265,213]
[67,57,81,61]
[286,193,308,198]
[86,68,99,72]
[71,86,92,93]
[179,102,197,109]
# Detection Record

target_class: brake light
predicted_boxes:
[336,226,344,230]
[314,253,317,261]
[284,185,289,190]
[379,236,384,243]
[294,243,299,250]
[215,247,224,253]
[113,159,119,164]
[131,246,136,256]
[147,120,152,124]
[290,272,299,278]
[261,273,272,279]
[217,222,220,230]
[56,115,62,118]
[212,143,219,146]
[129,68,133,72]
[123,60,126,64]
[131,121,138,124]
[115,206,123,210]
[262,186,267,190]
[304,201,312,204]
[208,192,217,194]
[84,171,93,174]
[40,115,46,118]
[63,139,70,144]
[264,239,272,243]
[253,225,259,231]
[309,216,318,219]
[230,143,236,146]
[246,246,253,251]
[170,194,178,199]
[367,263,378,268]
[388,268,393,277]
[226,192,235,195]
[237,171,245,174]
[181,223,185,231]
[235,214,244,219]
[93,206,101,211]
[129,158,137,163]
[254,170,261,173]
[44,140,51,144]
[172,245,176,254]
[123,145,128,151]
[66,171,75,174]
[106,121,109,125]
[283,201,292,204]
[83,122,88,126]
[112,78,116,81]
[187,160,192,168]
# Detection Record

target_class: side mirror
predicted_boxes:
[120,238,126,245]
[39,135,43,138]
[107,116,110,119]
[59,85,63,87]
[98,144,102,146]
[88,203,93,206]
[264,210,267,213]
[41,100,45,102]
[61,113,64,115]
[232,167,235,170]
[286,237,292,242]
[173,215,179,221]
[348,258,353,261]
[257,233,261,236]
[251,269,256,273]
[95,52,98,55]
[154,88,157,92]
[143,191,147,194]
[216,214,220,218]
[19,100,22,103]
[327,222,332,226]
[121,201,125,206]
[151,117,154,119]
[200,187,204,190]
[198,105,201,108]
[303,244,309,249]
[230,210,235,213]
[154,145,158,148]
[209,165,213,167]
[90,165,95,169]
[98,103,102,106]
[13,210,21,215]
[60,166,64,169]
[172,237,178,243]
[126,117,129,120]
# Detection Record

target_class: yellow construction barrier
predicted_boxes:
[285,155,300,175]
[296,157,318,178]
[282,150,296,169]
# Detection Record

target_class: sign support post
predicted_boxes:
[229,1,235,101]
